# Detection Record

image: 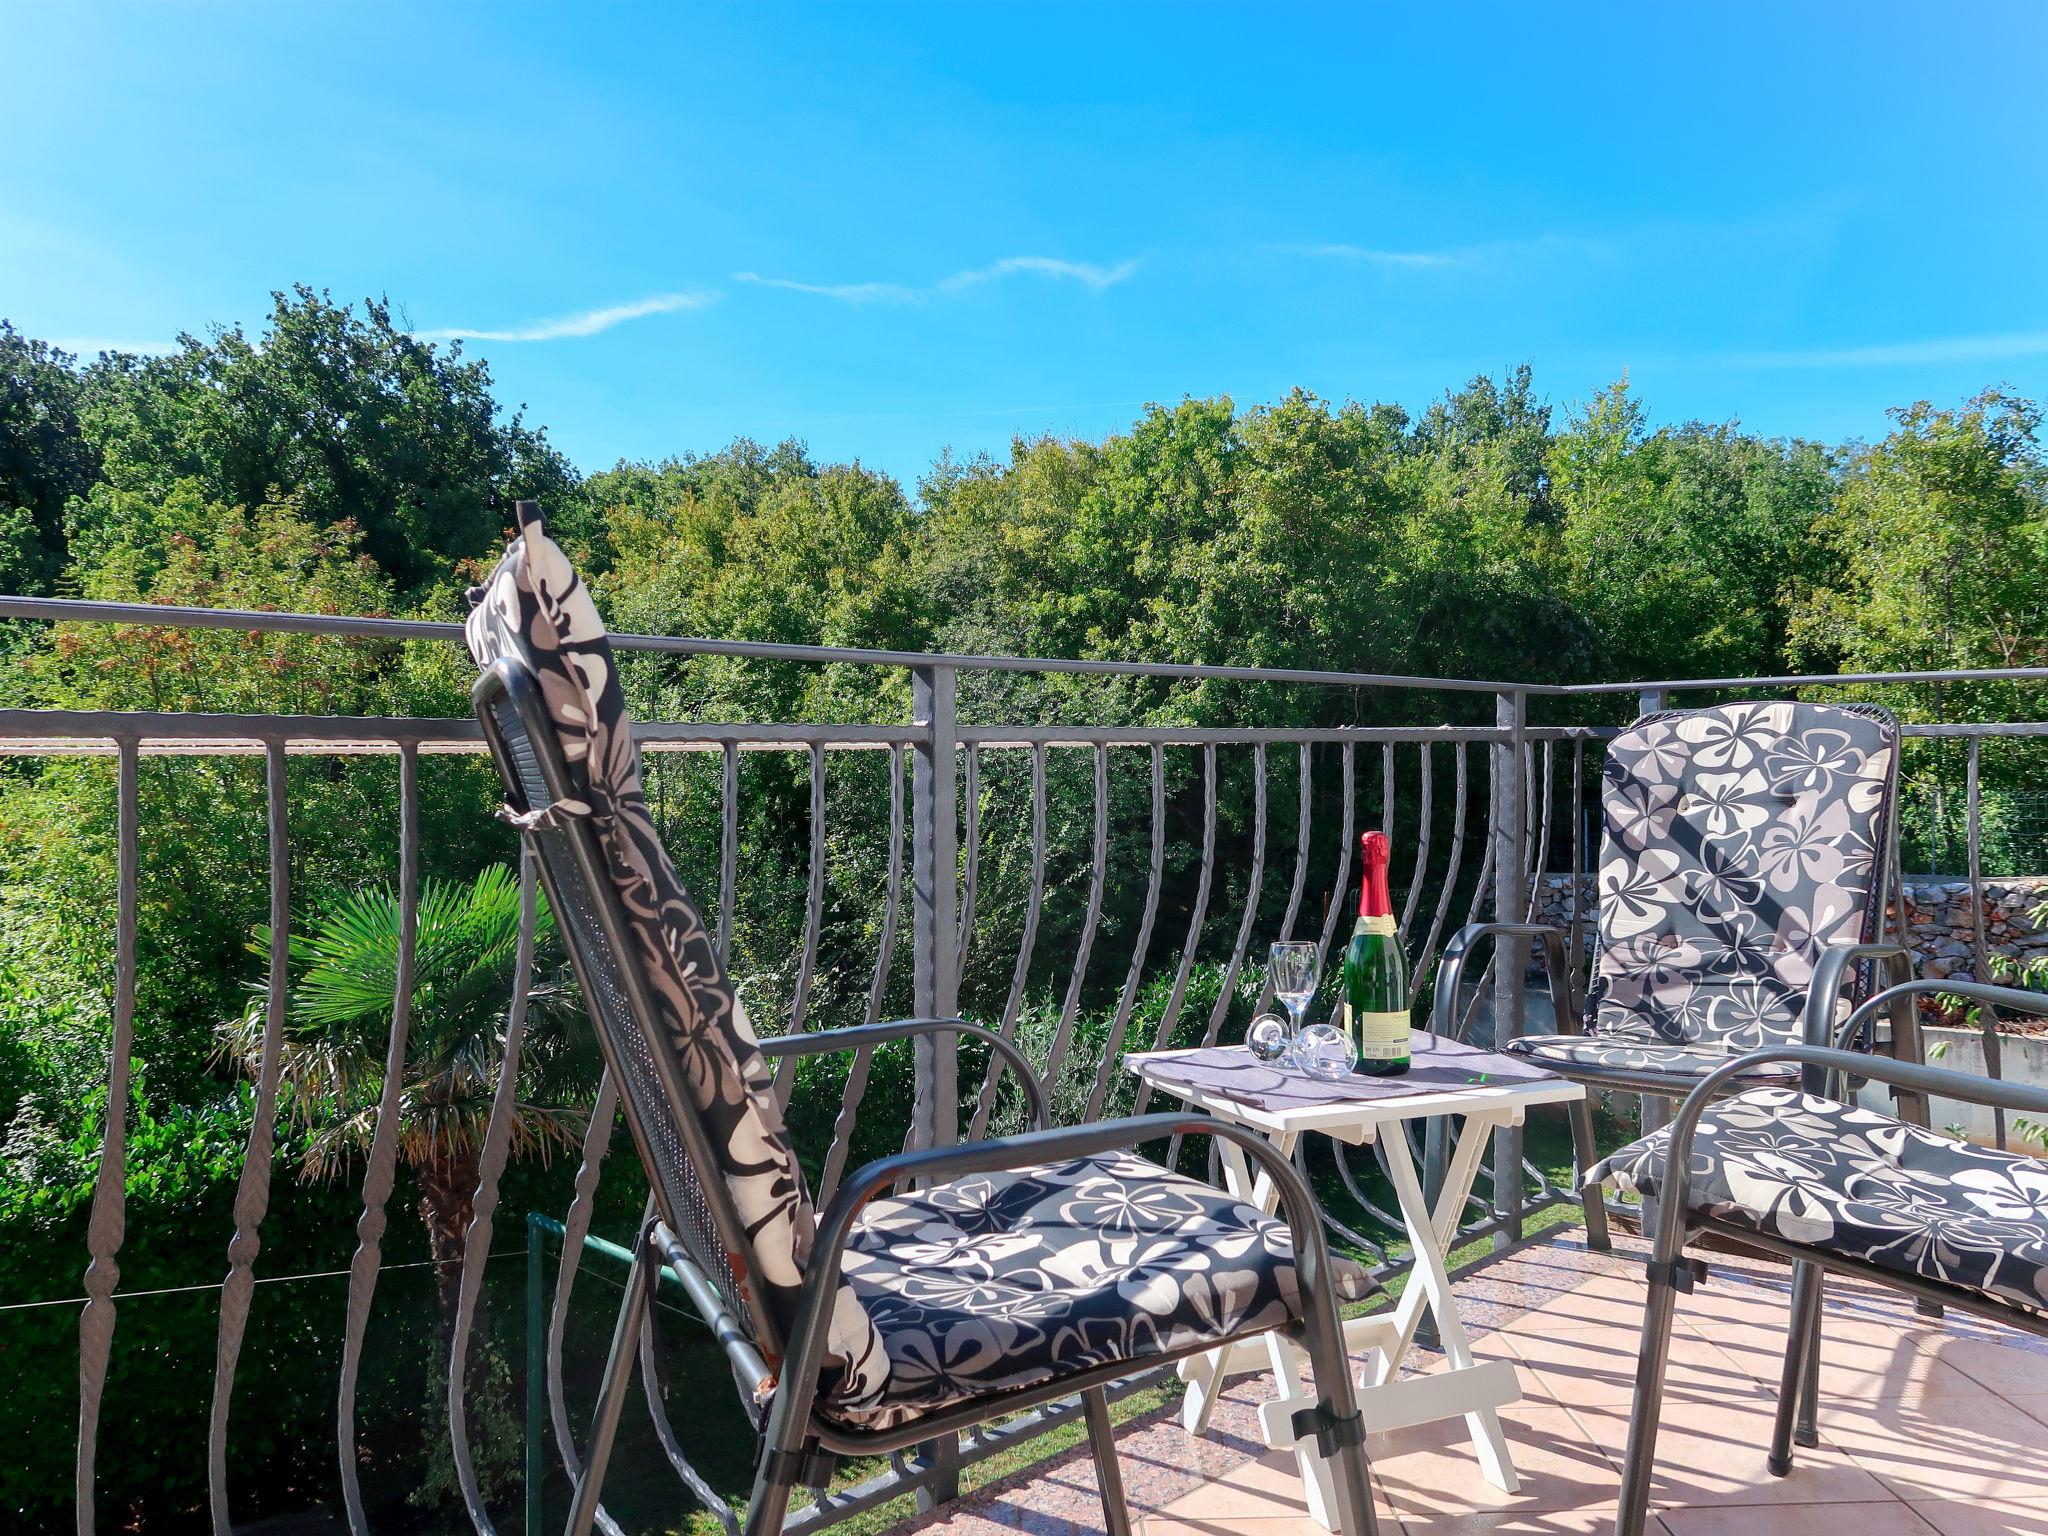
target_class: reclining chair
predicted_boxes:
[1432,700,1917,1249]
[465,504,1382,1536]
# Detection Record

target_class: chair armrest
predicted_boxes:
[1432,922,1577,1042]
[772,1111,1344,1427]
[1802,942,1914,1050]
[1645,1039,2048,1274]
[758,1017,1048,1132]
[1839,978,2048,1071]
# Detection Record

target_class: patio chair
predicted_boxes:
[1592,980,2048,1536]
[1432,700,1918,1250]
[464,503,1384,1536]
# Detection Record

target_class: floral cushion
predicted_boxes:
[1587,1087,2048,1313]
[825,1150,1378,1429]
[1502,1034,1797,1086]
[465,505,889,1411]
[1595,703,1896,1047]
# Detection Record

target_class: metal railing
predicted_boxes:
[3,592,2045,1535]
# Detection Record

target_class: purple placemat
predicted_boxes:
[1137,1030,1556,1113]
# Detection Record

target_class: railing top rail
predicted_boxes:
[1568,666,2048,695]
[8,592,2048,701]
[0,594,1525,694]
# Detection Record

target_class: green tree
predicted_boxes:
[0,324,98,594]
[1791,390,2048,717]
[72,287,578,598]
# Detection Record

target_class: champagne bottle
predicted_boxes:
[1342,830,1411,1076]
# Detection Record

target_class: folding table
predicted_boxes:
[1127,1035,1585,1532]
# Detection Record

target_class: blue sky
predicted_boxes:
[5,2,2046,490]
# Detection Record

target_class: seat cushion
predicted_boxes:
[1503,1032,1798,1087]
[1586,1086,2048,1313]
[821,1150,1377,1429]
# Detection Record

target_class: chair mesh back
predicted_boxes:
[1588,701,1900,1051]
[487,691,746,1323]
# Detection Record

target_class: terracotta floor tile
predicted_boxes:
[1908,1496,2048,1535]
[1656,1500,1935,1535]
[1569,1393,1888,1509]
[1371,1403,1622,1517]
[1691,1316,1988,1405]
[1497,1321,1761,1408]
[1151,1446,1397,1527]
[1909,1330,2048,1399]
[1137,1517,1334,1536]
[1811,1388,2048,1502]
[1393,1505,1641,1534]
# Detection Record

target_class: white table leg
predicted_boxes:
[1376,1116,1522,1494]
[1181,1131,1292,1433]
[1369,1114,1493,1386]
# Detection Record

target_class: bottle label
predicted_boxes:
[1345,1005,1411,1061]
[1360,915,1396,935]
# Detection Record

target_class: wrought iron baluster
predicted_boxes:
[75,737,138,1536]
[1040,745,1110,1108]
[718,741,739,969]
[1167,745,1266,1170]
[1310,743,1357,1026]
[1411,741,1468,1001]
[1084,745,1166,1122]
[1401,741,1433,933]
[970,744,1047,1139]
[337,745,420,1535]
[1131,747,1218,1121]
[547,1072,626,1536]
[1250,743,1314,1018]
[821,746,906,1203]
[775,742,828,1108]
[956,744,981,977]
[207,744,291,1536]
[450,851,540,1534]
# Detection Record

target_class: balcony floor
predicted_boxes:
[905,1230,2048,1536]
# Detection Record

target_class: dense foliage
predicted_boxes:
[1,290,2044,1530]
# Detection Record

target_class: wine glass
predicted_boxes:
[1268,941,1319,1066]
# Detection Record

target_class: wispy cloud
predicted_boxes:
[733,273,919,305]
[48,335,179,356]
[413,290,718,343]
[1290,243,1469,269]
[1726,330,2048,369]
[736,254,1140,305]
[936,255,1140,294]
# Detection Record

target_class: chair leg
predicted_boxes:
[1569,1094,1612,1252]
[1293,1307,1380,1535]
[1615,1252,1684,1536]
[564,1238,652,1536]
[741,1457,794,1536]
[1797,1269,1824,1449]
[1081,1386,1133,1536]
[1769,1260,1824,1474]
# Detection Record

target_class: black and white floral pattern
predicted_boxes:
[830,1150,1375,1427]
[1586,1087,2048,1312]
[1504,703,1898,1086]
[465,506,890,1417]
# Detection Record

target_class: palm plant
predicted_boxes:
[221,863,595,1330]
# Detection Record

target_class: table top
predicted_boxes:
[1128,1032,1585,1139]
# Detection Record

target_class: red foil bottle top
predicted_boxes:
[1358,831,1394,918]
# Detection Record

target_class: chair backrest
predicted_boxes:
[466,504,884,1407]
[1588,700,1900,1050]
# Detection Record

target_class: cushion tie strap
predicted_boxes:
[495,798,592,831]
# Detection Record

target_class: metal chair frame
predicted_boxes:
[474,656,1382,1536]
[1613,978,2048,1536]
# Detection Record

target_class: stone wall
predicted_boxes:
[1530,873,2048,985]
